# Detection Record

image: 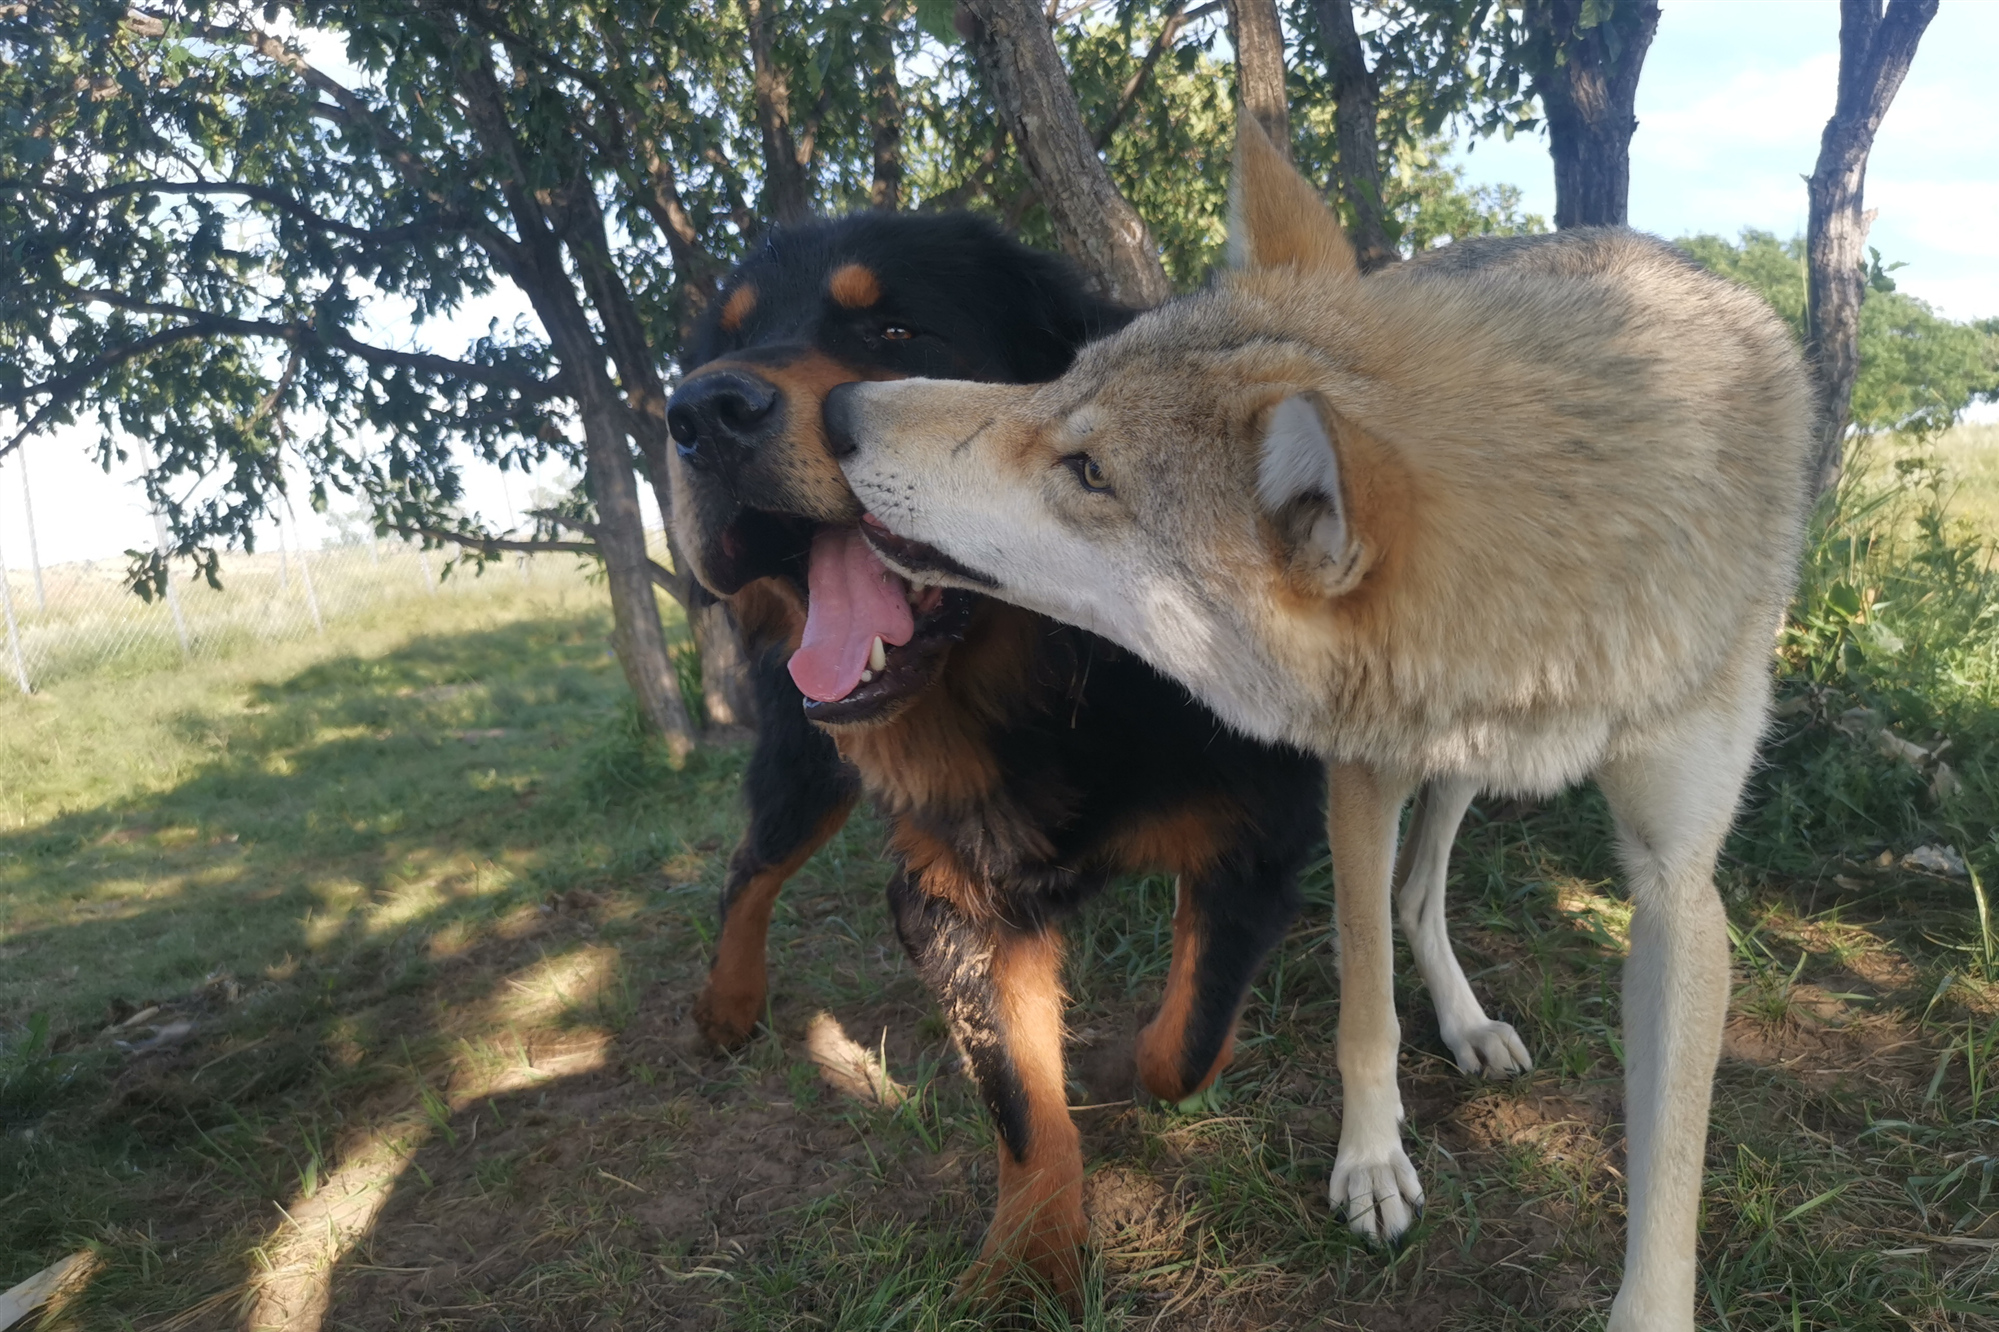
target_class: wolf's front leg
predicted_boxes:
[1327,761,1424,1242]
[1396,777,1532,1077]
[886,871,1085,1307]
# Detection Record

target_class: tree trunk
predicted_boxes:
[1805,0,1939,497]
[693,595,759,727]
[1520,0,1660,229]
[1313,0,1395,271]
[655,498,759,729]
[447,36,700,755]
[748,0,812,226]
[562,190,758,733]
[1227,0,1290,161]
[867,2,905,210]
[580,401,700,759]
[959,0,1172,307]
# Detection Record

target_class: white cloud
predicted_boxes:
[1635,53,1835,173]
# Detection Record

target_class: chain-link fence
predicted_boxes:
[0,537,592,694]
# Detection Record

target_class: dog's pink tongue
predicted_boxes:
[789,527,916,702]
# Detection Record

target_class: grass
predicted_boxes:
[0,434,1995,1330]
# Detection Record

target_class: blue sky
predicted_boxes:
[1453,0,1998,322]
[6,0,1994,568]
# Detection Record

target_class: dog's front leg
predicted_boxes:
[886,871,1085,1308]
[1327,761,1423,1243]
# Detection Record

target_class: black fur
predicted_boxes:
[673,213,1323,1250]
[689,212,1126,382]
[887,870,1034,1163]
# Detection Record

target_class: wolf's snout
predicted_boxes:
[823,381,865,460]
[666,370,779,469]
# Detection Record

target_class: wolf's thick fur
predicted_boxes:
[830,121,1815,1328]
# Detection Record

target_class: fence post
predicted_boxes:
[134,437,191,657]
[285,498,325,634]
[0,520,29,694]
[16,445,46,612]
[417,544,438,596]
[499,466,530,582]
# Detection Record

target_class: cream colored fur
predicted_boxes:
[833,116,1814,1330]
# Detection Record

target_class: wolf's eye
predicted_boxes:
[880,325,914,341]
[1064,454,1112,494]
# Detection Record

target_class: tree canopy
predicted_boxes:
[1681,230,1999,441]
[1,0,1969,740]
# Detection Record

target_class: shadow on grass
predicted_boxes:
[0,609,902,1326]
[3,605,1996,1331]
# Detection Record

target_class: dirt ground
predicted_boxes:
[3,592,1994,1331]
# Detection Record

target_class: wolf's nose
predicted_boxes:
[823,382,862,460]
[667,371,779,468]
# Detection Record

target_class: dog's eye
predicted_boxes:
[1064,454,1113,494]
[880,325,914,341]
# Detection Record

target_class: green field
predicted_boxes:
[1,434,1995,1330]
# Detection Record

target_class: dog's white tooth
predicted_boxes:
[860,669,874,683]
[869,636,887,672]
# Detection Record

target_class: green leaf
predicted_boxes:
[913,0,958,45]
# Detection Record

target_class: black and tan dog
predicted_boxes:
[663,212,1524,1299]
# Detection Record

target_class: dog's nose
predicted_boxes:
[667,371,780,468]
[823,382,863,460]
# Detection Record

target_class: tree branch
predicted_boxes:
[124,7,529,273]
[8,177,471,246]
[425,513,682,592]
[1094,0,1190,152]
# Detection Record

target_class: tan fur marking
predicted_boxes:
[1134,882,1234,1100]
[680,351,902,522]
[692,801,856,1047]
[1108,802,1229,876]
[835,603,1046,813]
[719,284,757,332]
[828,262,883,309]
[966,927,1085,1307]
[728,577,808,655]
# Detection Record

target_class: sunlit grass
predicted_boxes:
[0,438,1994,1329]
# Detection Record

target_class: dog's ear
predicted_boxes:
[1227,113,1359,279]
[1257,393,1363,595]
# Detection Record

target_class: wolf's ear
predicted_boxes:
[1257,394,1362,595]
[1227,114,1359,279]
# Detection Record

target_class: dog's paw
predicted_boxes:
[1328,1143,1424,1245]
[691,983,761,1051]
[1441,1016,1532,1078]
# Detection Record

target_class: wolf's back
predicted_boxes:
[1236,225,1819,772]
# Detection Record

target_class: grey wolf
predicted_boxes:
[663,209,1528,1302]
[827,123,1814,1328]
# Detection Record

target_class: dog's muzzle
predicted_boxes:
[668,370,781,474]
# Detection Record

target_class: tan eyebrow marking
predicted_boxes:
[828,263,882,309]
[719,284,757,332]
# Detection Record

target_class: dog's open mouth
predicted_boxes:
[787,524,977,725]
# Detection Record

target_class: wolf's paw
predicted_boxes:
[1441,1016,1532,1078]
[1329,1142,1424,1245]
